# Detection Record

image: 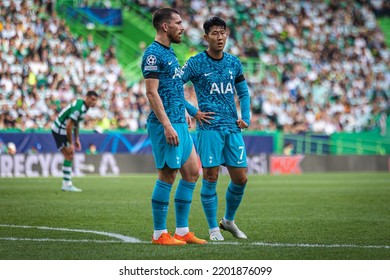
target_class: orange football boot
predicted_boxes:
[174,232,207,244]
[152,233,186,245]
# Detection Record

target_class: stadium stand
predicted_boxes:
[0,0,151,131]
[137,0,389,134]
[0,0,389,135]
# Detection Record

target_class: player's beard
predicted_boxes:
[169,31,182,44]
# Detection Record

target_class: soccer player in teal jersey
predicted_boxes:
[51,90,98,192]
[141,8,212,246]
[182,17,251,241]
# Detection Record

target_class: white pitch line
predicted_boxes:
[0,237,134,243]
[251,241,390,250]
[210,241,390,249]
[0,224,142,243]
[2,237,389,250]
[1,224,389,249]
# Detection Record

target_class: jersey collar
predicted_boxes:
[204,50,224,61]
[154,40,170,50]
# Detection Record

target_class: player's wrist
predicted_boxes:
[161,121,173,129]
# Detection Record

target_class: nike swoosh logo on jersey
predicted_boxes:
[204,72,213,76]
[168,61,173,65]
[237,160,244,164]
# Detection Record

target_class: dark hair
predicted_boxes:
[86,90,98,97]
[203,16,226,34]
[152,8,180,30]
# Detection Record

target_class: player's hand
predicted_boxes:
[195,110,215,127]
[74,139,81,151]
[164,125,179,146]
[236,119,248,129]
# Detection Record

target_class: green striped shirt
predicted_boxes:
[51,99,88,135]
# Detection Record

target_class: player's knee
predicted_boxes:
[232,171,248,186]
[233,176,247,186]
[237,178,248,186]
[191,172,200,182]
[158,170,177,184]
[63,151,74,161]
[163,175,176,184]
[180,170,199,183]
[204,173,218,182]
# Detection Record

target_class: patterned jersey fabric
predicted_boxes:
[141,41,186,124]
[182,51,247,132]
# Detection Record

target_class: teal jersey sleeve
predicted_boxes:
[235,80,251,126]
[185,100,199,117]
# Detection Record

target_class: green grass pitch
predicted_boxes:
[0,173,389,260]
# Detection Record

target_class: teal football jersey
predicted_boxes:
[182,51,248,132]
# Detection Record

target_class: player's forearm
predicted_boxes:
[146,90,172,128]
[235,81,251,125]
[74,125,80,142]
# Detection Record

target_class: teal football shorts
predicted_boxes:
[196,130,247,168]
[147,122,193,169]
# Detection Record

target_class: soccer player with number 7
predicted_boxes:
[182,17,251,241]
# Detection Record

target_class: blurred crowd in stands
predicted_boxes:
[0,0,389,135]
[0,0,150,133]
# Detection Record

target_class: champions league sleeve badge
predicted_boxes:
[144,55,158,71]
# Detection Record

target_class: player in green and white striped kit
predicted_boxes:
[51,91,98,192]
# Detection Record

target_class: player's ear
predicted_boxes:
[203,33,208,41]
[162,22,169,32]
